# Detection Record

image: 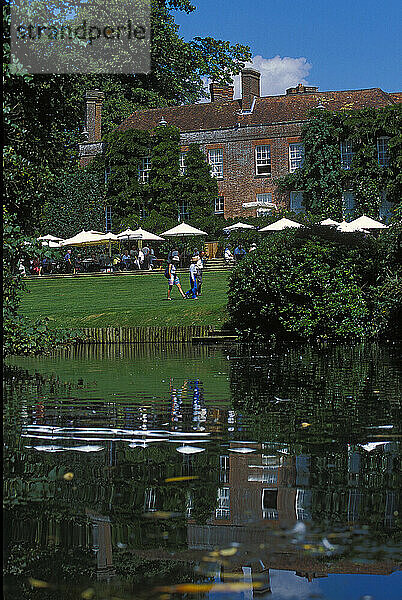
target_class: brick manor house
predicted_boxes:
[79,69,402,220]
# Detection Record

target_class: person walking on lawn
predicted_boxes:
[167,256,186,300]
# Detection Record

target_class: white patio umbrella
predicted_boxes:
[320,218,340,226]
[348,215,388,230]
[160,222,208,237]
[223,222,256,232]
[60,230,107,246]
[337,221,367,232]
[117,227,165,242]
[116,228,142,240]
[259,218,303,232]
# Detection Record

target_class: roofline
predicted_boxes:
[121,87,392,119]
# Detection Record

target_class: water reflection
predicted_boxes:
[3,342,401,599]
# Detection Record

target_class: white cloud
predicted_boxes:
[200,55,312,102]
[234,55,312,98]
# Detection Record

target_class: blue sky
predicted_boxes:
[174,0,402,95]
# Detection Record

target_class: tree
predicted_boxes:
[4,0,251,231]
[179,143,218,220]
[149,125,182,220]
[40,169,105,238]
[3,210,75,356]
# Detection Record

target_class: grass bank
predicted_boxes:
[20,271,230,329]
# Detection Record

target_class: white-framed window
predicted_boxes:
[256,193,273,204]
[255,145,271,176]
[208,148,223,178]
[342,191,355,220]
[179,152,187,176]
[340,140,354,170]
[377,137,390,167]
[262,489,278,520]
[289,143,304,172]
[178,200,189,222]
[379,192,393,223]
[290,191,305,214]
[216,487,230,519]
[215,196,224,214]
[138,156,151,183]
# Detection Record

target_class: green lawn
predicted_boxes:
[20,271,230,329]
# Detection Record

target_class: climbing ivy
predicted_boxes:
[179,143,218,220]
[277,104,402,220]
[90,126,218,227]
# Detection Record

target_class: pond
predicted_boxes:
[3,342,401,599]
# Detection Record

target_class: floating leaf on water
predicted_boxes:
[219,546,238,556]
[63,472,74,481]
[28,578,51,588]
[176,445,205,454]
[165,476,200,482]
[301,423,311,428]
[143,511,182,519]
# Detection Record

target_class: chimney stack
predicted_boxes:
[286,84,319,95]
[210,82,234,103]
[241,68,260,112]
[85,90,105,142]
[79,90,105,167]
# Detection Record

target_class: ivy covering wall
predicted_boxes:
[277,104,402,220]
[90,125,218,228]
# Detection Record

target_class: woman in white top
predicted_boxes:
[167,256,186,300]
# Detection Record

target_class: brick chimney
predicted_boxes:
[79,90,105,167]
[209,82,234,103]
[286,83,319,95]
[241,68,260,112]
[85,90,105,142]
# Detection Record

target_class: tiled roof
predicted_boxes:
[389,92,402,103]
[118,88,397,133]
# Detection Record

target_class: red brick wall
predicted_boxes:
[183,122,303,218]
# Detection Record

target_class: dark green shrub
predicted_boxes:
[227,227,385,340]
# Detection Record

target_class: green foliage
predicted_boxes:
[40,169,105,238]
[227,227,396,341]
[3,210,79,356]
[179,143,218,220]
[96,128,219,226]
[149,125,182,219]
[100,128,151,226]
[277,105,402,220]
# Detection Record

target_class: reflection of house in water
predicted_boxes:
[188,441,307,550]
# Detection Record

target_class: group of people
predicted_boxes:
[167,248,206,300]
[224,243,257,264]
[62,246,158,274]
